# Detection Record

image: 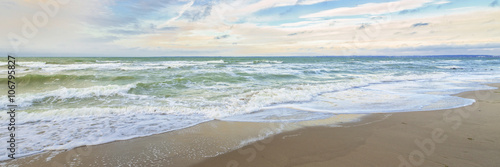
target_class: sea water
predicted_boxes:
[0,56,499,160]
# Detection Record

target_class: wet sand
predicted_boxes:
[194,84,500,167]
[3,84,500,167]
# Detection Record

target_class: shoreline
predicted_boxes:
[2,83,500,166]
[1,114,367,166]
[193,83,500,167]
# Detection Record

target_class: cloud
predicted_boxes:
[412,22,429,27]
[182,3,213,21]
[0,0,15,9]
[232,0,334,17]
[82,1,180,27]
[295,0,336,6]
[490,0,498,7]
[399,9,420,15]
[158,26,178,31]
[104,8,500,56]
[109,29,145,35]
[287,31,308,36]
[3,0,499,56]
[433,0,451,5]
[301,0,434,18]
[280,18,364,28]
[81,36,120,43]
[281,21,319,27]
[158,0,195,28]
[358,23,371,29]
[376,43,500,56]
[214,34,230,39]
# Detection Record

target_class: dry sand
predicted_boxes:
[3,84,500,167]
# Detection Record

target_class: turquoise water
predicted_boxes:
[1,56,499,159]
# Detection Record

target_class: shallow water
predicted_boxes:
[1,56,499,160]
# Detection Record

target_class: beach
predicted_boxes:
[194,83,500,167]
[1,57,499,166]
[3,83,499,166]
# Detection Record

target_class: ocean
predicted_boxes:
[1,56,499,160]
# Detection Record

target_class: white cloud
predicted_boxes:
[279,18,363,27]
[281,20,322,27]
[3,0,499,56]
[235,0,295,16]
[158,0,195,28]
[433,0,451,5]
[277,0,336,6]
[301,0,434,18]
[232,0,334,16]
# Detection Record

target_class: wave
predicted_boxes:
[95,60,119,63]
[18,62,126,71]
[129,73,249,92]
[0,74,95,84]
[0,73,495,161]
[16,61,47,67]
[435,65,463,69]
[0,74,138,86]
[3,57,500,163]
[252,60,284,64]
[0,84,138,109]
[16,60,228,72]
[0,107,210,161]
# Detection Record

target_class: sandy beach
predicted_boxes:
[2,83,499,167]
[194,83,500,167]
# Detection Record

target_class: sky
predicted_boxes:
[1,0,499,56]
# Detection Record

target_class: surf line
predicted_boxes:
[7,55,17,159]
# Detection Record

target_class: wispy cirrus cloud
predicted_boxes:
[2,0,499,56]
[158,0,195,28]
[301,0,434,18]
[433,0,451,5]
[228,0,335,17]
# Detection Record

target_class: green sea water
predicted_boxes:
[1,56,499,160]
